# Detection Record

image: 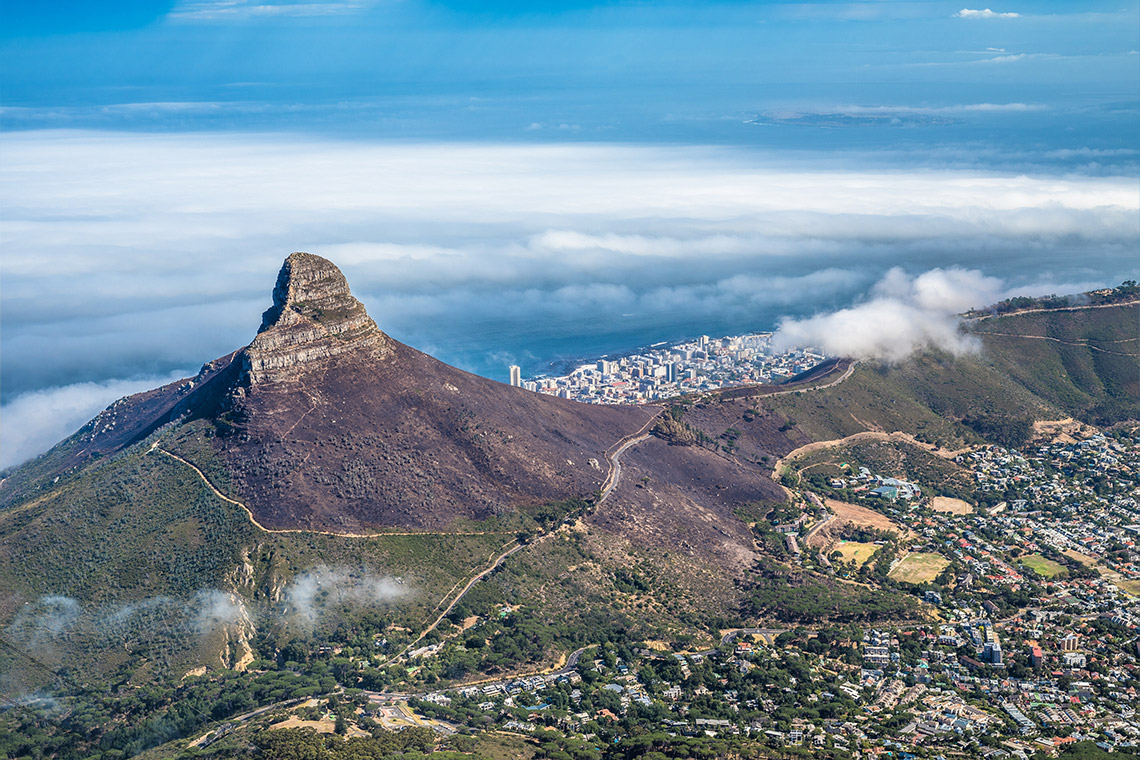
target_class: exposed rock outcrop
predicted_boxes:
[242,252,390,383]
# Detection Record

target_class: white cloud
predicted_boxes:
[169,0,374,21]
[284,566,406,628]
[770,267,1103,363]
[955,8,1020,19]
[191,590,250,635]
[1,132,1136,465]
[0,372,190,469]
[978,53,1030,64]
[8,596,81,639]
[771,267,995,362]
[906,52,1056,68]
[837,103,1046,115]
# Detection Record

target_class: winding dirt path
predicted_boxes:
[964,299,1139,322]
[770,430,972,483]
[395,409,662,660]
[980,332,1139,356]
[150,404,661,666]
[150,446,511,539]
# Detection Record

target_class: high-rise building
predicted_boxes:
[509,365,521,387]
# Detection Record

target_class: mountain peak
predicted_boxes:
[243,252,390,383]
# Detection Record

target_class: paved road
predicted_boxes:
[599,432,652,502]
[553,646,590,676]
[460,645,594,691]
[765,359,857,397]
[803,511,834,545]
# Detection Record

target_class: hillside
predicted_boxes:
[0,263,1136,759]
[758,301,1139,452]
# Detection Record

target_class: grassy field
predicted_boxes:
[835,541,880,566]
[888,553,949,584]
[1020,553,1068,578]
[806,498,902,550]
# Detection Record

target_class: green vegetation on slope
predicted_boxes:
[971,303,1140,426]
[766,303,1138,450]
[793,438,978,502]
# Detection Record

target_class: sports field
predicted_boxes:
[888,552,948,584]
[930,496,972,515]
[835,541,879,566]
[1020,553,1067,578]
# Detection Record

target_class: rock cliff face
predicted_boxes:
[242,252,390,384]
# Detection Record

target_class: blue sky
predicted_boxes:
[1,1,1138,467]
[2,1,1137,156]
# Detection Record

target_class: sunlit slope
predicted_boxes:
[765,302,1138,449]
[970,303,1139,425]
[0,423,521,681]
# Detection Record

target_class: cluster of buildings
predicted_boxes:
[829,466,923,502]
[378,419,1140,754]
[414,605,1139,757]
[508,332,828,404]
[955,436,1140,586]
[856,430,1140,750]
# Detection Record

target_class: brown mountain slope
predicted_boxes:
[215,253,654,531]
[218,335,655,531]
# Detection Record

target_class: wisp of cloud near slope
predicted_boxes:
[771,267,1099,362]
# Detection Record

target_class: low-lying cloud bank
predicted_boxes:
[771,267,1099,362]
[6,567,408,659]
[0,372,190,469]
[1,132,1136,468]
[285,565,407,628]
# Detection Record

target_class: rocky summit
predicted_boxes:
[243,252,391,384]
[218,252,653,531]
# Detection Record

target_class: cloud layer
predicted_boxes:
[7,568,405,658]
[955,9,1020,19]
[284,565,407,628]
[0,372,190,469]
[1,132,1137,467]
